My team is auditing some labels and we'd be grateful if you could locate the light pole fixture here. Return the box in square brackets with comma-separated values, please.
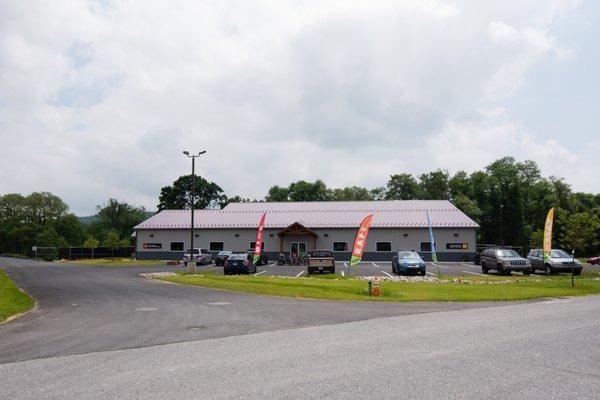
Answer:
[183, 150, 206, 274]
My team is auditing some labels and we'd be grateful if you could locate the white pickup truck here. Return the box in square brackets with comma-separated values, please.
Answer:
[183, 248, 213, 266]
[307, 250, 336, 274]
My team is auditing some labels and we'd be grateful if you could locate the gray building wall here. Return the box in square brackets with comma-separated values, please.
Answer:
[136, 227, 476, 262]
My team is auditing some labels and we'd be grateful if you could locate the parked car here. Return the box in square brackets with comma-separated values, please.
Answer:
[392, 250, 426, 276]
[587, 255, 600, 265]
[527, 249, 582, 275]
[183, 248, 213, 266]
[480, 248, 532, 275]
[223, 254, 257, 275]
[307, 250, 335, 274]
[215, 251, 233, 266]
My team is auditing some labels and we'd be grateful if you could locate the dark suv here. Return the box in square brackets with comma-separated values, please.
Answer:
[480, 249, 532, 275]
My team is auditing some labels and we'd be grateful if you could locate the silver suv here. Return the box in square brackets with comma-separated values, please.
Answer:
[183, 248, 213, 266]
[480, 249, 532, 276]
[527, 249, 582, 275]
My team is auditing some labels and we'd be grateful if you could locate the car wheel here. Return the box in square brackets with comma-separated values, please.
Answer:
[419, 270, 426, 276]
[481, 262, 488, 274]
[573, 269, 582, 276]
[545, 265, 552, 275]
[497, 264, 504, 276]
[523, 270, 531, 276]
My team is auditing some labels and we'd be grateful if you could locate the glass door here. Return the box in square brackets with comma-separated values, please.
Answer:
[290, 242, 307, 256]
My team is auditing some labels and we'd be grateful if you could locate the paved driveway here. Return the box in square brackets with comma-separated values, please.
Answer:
[0, 257, 502, 364]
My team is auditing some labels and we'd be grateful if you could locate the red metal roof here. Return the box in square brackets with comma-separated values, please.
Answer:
[135, 201, 479, 230]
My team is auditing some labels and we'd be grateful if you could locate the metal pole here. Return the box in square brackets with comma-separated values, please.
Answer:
[183, 150, 205, 273]
[571, 249, 575, 288]
[189, 156, 196, 274]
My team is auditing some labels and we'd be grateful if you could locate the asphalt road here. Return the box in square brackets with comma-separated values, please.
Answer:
[3, 257, 599, 399]
[0, 257, 499, 364]
[2, 294, 599, 399]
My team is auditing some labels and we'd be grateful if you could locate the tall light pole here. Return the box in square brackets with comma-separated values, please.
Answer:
[183, 150, 206, 274]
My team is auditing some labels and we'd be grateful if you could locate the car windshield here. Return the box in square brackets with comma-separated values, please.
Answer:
[185, 249, 199, 254]
[397, 251, 420, 260]
[312, 251, 332, 258]
[496, 250, 519, 257]
[551, 250, 571, 258]
[218, 251, 232, 256]
[228, 255, 246, 261]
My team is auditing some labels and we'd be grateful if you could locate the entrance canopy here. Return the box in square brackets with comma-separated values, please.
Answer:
[277, 222, 318, 238]
[277, 222, 317, 252]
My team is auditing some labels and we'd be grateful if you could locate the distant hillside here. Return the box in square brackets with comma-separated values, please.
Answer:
[78, 211, 155, 225]
[77, 215, 100, 225]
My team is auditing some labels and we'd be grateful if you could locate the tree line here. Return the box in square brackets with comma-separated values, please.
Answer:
[157, 156, 600, 256]
[0, 194, 147, 255]
[2, 156, 598, 257]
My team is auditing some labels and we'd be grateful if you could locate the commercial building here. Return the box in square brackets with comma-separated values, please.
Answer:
[134, 200, 478, 262]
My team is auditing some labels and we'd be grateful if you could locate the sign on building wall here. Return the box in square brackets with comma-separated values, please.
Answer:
[446, 243, 469, 250]
[143, 243, 162, 249]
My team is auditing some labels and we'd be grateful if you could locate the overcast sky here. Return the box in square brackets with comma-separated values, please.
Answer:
[1, 0, 598, 215]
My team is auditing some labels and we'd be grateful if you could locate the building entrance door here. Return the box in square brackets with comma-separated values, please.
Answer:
[290, 242, 307, 256]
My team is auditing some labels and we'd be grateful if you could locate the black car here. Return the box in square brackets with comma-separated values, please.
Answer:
[215, 251, 233, 266]
[224, 254, 257, 275]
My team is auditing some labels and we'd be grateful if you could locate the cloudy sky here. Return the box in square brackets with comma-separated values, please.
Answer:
[1, 0, 598, 215]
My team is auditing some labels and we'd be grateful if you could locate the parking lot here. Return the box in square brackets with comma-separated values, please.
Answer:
[195, 260, 600, 278]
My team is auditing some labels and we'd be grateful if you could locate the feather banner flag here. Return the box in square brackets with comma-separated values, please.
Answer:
[253, 213, 267, 265]
[425, 210, 437, 263]
[350, 215, 373, 266]
[543, 208, 554, 263]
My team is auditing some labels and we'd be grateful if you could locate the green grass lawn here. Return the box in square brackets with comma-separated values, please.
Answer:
[156, 272, 600, 302]
[66, 258, 166, 266]
[0, 269, 35, 322]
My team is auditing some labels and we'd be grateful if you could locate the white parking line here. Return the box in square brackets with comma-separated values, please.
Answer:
[254, 270, 266, 276]
[269, 262, 277, 266]
[426, 272, 436, 277]
[381, 270, 393, 278]
[460, 263, 477, 268]
[296, 271, 305, 277]
[341, 270, 345, 277]
[344, 262, 348, 268]
[372, 263, 382, 268]
[462, 271, 485, 276]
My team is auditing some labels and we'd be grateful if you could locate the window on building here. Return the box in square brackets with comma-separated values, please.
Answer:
[249, 242, 265, 251]
[332, 242, 348, 252]
[170, 242, 184, 251]
[209, 242, 224, 252]
[376, 242, 392, 252]
[420, 242, 436, 252]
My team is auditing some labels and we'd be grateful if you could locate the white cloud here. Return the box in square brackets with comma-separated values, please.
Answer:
[0, 0, 595, 214]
